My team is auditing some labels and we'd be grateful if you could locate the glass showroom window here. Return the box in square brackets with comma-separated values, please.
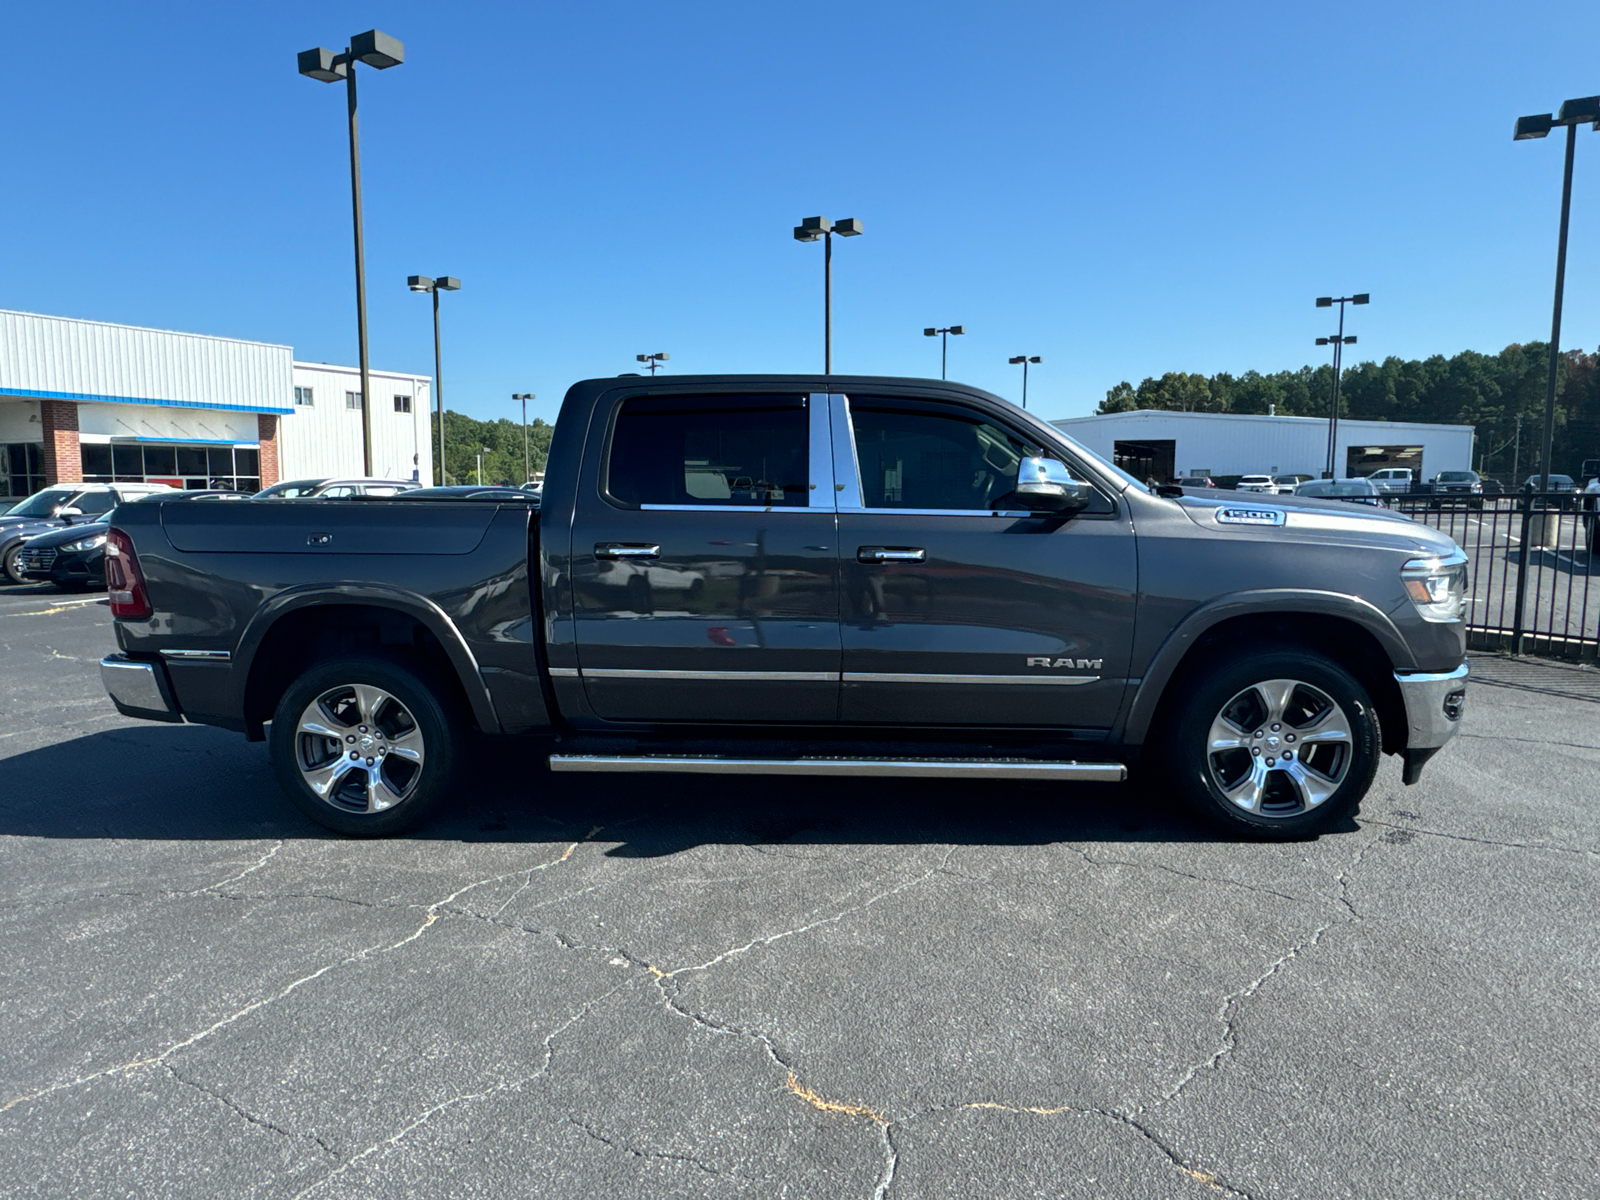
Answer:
[80, 442, 261, 493]
[294, 386, 315, 406]
[393, 394, 412, 413]
[0, 444, 45, 498]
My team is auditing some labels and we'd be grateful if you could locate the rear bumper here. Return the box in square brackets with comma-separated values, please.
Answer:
[100, 654, 183, 723]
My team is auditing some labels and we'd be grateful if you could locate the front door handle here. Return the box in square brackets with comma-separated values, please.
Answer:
[596, 543, 661, 561]
[857, 546, 926, 564]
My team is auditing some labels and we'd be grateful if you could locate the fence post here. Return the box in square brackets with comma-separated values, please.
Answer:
[1510, 492, 1535, 654]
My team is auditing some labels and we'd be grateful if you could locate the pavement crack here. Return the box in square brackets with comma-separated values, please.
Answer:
[1071, 848, 1314, 904]
[1363, 818, 1597, 857]
[162, 1064, 336, 1157]
[1158, 836, 1379, 1106]
[565, 1117, 723, 1176]
[187, 841, 284, 894]
[0, 840, 590, 1118]
[289, 980, 630, 1199]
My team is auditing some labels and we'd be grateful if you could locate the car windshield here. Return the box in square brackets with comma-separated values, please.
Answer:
[1437, 472, 1475, 482]
[5, 487, 79, 518]
[1051, 435, 1144, 491]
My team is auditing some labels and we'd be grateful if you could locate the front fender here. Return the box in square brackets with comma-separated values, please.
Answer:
[231, 582, 502, 734]
[1120, 588, 1414, 745]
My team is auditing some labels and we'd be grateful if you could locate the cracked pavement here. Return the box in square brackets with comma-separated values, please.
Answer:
[1, 589, 1597, 1198]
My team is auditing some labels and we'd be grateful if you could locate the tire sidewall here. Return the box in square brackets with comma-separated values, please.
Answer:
[3, 543, 26, 585]
[1169, 648, 1380, 839]
[269, 656, 457, 837]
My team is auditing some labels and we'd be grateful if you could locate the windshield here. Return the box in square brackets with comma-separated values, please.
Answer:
[1057, 436, 1143, 491]
[5, 487, 79, 518]
[1437, 472, 1475, 482]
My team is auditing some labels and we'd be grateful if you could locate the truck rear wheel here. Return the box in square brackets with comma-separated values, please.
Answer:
[269, 657, 460, 837]
[1167, 648, 1380, 839]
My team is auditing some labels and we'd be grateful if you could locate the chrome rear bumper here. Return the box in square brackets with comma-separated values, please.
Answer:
[100, 655, 183, 723]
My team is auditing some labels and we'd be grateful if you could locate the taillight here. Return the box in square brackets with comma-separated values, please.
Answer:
[105, 528, 152, 620]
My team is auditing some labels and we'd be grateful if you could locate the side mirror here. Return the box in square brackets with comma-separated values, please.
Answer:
[52, 506, 83, 521]
[1005, 457, 1091, 514]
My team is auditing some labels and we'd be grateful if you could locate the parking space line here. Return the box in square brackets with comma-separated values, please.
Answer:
[0, 597, 107, 618]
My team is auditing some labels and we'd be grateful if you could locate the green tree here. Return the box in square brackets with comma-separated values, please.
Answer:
[430, 411, 554, 486]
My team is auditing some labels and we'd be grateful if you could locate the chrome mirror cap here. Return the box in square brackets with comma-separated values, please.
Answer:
[1010, 457, 1090, 513]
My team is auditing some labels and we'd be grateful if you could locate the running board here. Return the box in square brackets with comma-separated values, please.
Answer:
[547, 755, 1127, 782]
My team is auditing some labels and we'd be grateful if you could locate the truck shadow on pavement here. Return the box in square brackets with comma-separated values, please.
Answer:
[1, 725, 1342, 851]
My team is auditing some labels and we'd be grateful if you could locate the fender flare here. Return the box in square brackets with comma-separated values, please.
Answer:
[231, 583, 502, 734]
[1120, 588, 1413, 745]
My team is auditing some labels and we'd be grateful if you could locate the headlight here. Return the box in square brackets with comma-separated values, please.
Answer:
[61, 533, 107, 553]
[1401, 551, 1467, 622]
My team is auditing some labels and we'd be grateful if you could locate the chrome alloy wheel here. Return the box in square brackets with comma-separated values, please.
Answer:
[1204, 678, 1353, 817]
[294, 684, 425, 813]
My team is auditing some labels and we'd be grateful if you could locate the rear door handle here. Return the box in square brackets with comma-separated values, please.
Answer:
[595, 542, 661, 560]
[857, 546, 926, 564]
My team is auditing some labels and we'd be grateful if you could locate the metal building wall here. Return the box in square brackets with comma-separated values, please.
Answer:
[1052, 411, 1474, 479]
[282, 363, 432, 483]
[0, 309, 292, 412]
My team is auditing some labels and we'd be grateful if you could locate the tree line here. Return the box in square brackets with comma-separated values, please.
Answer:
[1097, 341, 1600, 478]
[430, 410, 554, 486]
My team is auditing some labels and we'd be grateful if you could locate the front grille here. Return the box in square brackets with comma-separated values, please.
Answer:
[17, 549, 56, 572]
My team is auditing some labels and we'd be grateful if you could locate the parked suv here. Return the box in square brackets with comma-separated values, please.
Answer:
[0, 483, 177, 584]
[1236, 475, 1285, 494]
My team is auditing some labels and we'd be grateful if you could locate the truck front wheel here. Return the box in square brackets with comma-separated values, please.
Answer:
[1167, 649, 1380, 839]
[269, 657, 460, 837]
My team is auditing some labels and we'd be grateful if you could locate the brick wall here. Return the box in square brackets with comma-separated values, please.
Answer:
[257, 414, 280, 487]
[40, 400, 81, 485]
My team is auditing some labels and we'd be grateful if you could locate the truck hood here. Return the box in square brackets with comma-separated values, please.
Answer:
[1175, 491, 1460, 556]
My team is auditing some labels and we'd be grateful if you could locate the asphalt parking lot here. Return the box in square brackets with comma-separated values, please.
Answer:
[1, 587, 1597, 1199]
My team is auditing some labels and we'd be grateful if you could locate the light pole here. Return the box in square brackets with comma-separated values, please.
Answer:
[513, 393, 535, 485]
[1314, 294, 1368, 478]
[1513, 96, 1600, 493]
[408, 275, 460, 485]
[476, 446, 490, 487]
[298, 30, 405, 477]
[923, 326, 964, 379]
[635, 353, 669, 376]
[793, 216, 863, 373]
[1008, 355, 1041, 408]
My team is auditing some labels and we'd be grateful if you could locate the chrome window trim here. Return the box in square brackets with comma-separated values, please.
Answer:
[808, 392, 835, 510]
[843, 672, 1101, 685]
[828, 394, 863, 509]
[582, 668, 840, 682]
[837, 507, 1036, 519]
[638, 504, 819, 513]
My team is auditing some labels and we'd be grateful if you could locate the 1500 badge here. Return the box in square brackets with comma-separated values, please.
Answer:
[1027, 657, 1103, 670]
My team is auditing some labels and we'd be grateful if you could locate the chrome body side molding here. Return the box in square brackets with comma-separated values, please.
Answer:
[548, 755, 1127, 782]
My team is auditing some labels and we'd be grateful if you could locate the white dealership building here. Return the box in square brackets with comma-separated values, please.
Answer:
[1051, 409, 1476, 483]
[0, 309, 432, 498]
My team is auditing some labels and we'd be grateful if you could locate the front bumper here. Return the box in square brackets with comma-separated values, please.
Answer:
[1393, 662, 1467, 783]
[100, 654, 183, 723]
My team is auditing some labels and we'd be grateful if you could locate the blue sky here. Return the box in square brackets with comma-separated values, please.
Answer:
[3, 2, 1598, 424]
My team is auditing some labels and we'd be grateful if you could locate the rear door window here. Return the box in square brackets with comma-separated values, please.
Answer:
[70, 489, 117, 516]
[606, 395, 810, 508]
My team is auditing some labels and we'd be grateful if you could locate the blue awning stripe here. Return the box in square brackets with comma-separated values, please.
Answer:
[0, 385, 292, 415]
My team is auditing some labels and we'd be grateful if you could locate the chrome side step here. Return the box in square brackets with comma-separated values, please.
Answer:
[547, 755, 1127, 782]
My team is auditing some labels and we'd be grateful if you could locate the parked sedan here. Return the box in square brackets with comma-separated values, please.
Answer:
[1, 482, 178, 584]
[1294, 477, 1384, 506]
[253, 478, 419, 499]
[15, 521, 109, 590]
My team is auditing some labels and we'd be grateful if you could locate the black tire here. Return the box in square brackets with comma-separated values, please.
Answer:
[269, 656, 460, 837]
[1165, 648, 1381, 840]
[2, 543, 27, 585]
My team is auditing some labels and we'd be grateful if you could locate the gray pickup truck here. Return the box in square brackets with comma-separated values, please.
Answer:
[98, 375, 1468, 839]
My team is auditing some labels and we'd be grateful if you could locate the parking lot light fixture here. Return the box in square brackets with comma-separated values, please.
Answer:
[513, 394, 535, 485]
[635, 352, 669, 376]
[298, 29, 404, 477]
[408, 274, 459, 485]
[1314, 294, 1368, 477]
[1514, 96, 1600, 494]
[794, 216, 863, 374]
[1008, 355, 1041, 408]
[924, 325, 965, 379]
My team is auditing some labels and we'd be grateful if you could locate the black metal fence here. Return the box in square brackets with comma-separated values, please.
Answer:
[1381, 492, 1599, 661]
